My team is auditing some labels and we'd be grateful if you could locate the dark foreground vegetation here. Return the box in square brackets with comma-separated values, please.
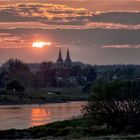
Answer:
[0, 118, 87, 139]
[83, 79, 140, 134]
[1, 118, 140, 139]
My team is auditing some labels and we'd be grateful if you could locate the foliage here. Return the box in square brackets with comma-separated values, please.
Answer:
[6, 80, 25, 93]
[82, 79, 140, 133]
[0, 59, 98, 88]
[1, 59, 31, 87]
[37, 61, 56, 87]
[98, 65, 137, 81]
[4, 59, 29, 72]
[87, 68, 97, 82]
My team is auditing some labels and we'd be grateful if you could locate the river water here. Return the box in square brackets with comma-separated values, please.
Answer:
[0, 101, 86, 130]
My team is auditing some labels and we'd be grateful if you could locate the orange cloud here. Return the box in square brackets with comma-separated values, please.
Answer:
[0, 3, 92, 22]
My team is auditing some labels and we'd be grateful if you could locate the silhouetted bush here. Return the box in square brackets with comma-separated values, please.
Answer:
[0, 89, 7, 94]
[55, 91, 62, 95]
[82, 79, 140, 133]
[6, 80, 25, 93]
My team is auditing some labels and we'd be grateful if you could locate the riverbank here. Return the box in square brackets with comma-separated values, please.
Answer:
[0, 118, 140, 139]
[0, 87, 89, 105]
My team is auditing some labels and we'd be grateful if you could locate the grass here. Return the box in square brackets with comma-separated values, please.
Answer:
[0, 118, 140, 139]
[0, 118, 92, 139]
[0, 87, 89, 105]
[0, 118, 88, 139]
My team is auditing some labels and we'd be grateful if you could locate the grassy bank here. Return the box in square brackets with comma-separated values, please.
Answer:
[0, 118, 112, 139]
[0, 87, 89, 105]
[0, 118, 140, 139]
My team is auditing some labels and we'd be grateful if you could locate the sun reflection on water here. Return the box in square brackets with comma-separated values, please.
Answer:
[31, 108, 51, 126]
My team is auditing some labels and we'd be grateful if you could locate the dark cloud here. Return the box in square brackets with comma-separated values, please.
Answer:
[0, 3, 90, 24]
[90, 12, 140, 25]
[0, 28, 140, 46]
[0, 27, 140, 64]
[0, 3, 140, 26]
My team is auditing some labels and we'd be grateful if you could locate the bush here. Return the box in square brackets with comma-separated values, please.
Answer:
[0, 89, 7, 94]
[82, 79, 140, 133]
[6, 80, 25, 93]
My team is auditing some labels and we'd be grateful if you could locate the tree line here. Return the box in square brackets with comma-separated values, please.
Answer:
[0, 59, 97, 92]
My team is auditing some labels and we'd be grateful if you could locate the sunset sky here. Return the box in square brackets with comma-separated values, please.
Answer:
[0, 0, 140, 64]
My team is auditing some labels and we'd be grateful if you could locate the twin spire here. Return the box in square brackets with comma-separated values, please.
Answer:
[58, 49, 63, 61]
[57, 49, 71, 62]
[66, 49, 71, 61]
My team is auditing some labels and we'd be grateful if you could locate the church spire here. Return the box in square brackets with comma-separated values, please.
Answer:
[65, 49, 71, 68]
[57, 49, 63, 68]
[57, 49, 63, 61]
[65, 49, 71, 61]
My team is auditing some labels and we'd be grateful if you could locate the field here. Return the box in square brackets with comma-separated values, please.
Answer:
[0, 87, 89, 105]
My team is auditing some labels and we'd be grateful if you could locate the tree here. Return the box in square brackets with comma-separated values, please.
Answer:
[6, 80, 25, 93]
[87, 68, 97, 82]
[39, 61, 55, 87]
[3, 59, 29, 73]
[40, 61, 53, 71]
[71, 65, 82, 77]
[82, 79, 140, 133]
[82, 67, 97, 93]
[31, 72, 43, 89]
[1, 59, 31, 87]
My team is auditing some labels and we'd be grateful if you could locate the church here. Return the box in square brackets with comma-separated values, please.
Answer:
[55, 49, 76, 86]
[56, 48, 72, 69]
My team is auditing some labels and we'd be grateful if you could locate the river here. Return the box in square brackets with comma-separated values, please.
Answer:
[0, 101, 86, 130]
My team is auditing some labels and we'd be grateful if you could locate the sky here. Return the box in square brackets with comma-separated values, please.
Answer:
[0, 0, 140, 65]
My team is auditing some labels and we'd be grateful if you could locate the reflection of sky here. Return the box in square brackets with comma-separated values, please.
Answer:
[0, 101, 84, 130]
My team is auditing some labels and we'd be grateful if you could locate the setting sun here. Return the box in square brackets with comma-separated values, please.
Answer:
[32, 41, 51, 48]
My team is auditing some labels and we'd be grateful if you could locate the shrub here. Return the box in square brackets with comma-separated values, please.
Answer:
[82, 80, 140, 133]
[6, 80, 25, 93]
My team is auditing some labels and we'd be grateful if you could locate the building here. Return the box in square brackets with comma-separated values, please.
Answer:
[56, 48, 71, 68]
[56, 49, 73, 86]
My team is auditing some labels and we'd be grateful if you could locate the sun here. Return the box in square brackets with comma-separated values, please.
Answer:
[32, 41, 51, 48]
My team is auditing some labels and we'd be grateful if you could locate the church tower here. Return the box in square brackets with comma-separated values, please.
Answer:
[65, 49, 71, 68]
[57, 49, 63, 68]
